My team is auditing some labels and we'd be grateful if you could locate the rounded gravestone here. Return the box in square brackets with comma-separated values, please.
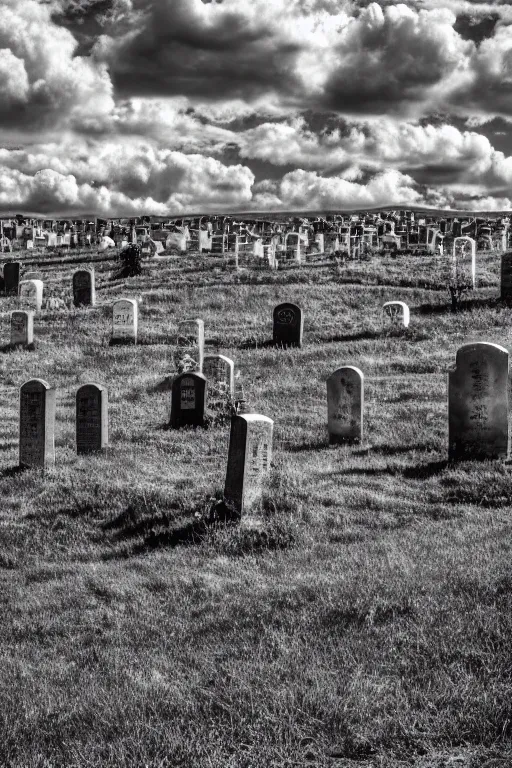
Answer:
[273, 303, 303, 348]
[326, 366, 364, 444]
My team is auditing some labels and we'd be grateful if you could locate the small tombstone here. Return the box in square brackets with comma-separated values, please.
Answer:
[500, 252, 512, 303]
[10, 310, 33, 347]
[19, 279, 43, 311]
[170, 372, 207, 428]
[76, 384, 108, 454]
[382, 301, 410, 329]
[273, 303, 303, 348]
[448, 342, 509, 460]
[451, 236, 476, 289]
[19, 379, 56, 469]
[224, 414, 274, 515]
[111, 298, 138, 344]
[326, 366, 364, 444]
[26, 240, 34, 250]
[203, 354, 235, 401]
[4, 261, 20, 295]
[174, 318, 205, 372]
[73, 268, 95, 307]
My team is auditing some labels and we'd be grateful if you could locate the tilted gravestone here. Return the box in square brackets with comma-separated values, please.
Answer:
[111, 298, 138, 344]
[4, 261, 20, 295]
[203, 354, 235, 401]
[382, 301, 410, 329]
[19, 379, 56, 468]
[19, 279, 43, 311]
[326, 366, 364, 444]
[76, 384, 108, 454]
[73, 268, 96, 307]
[174, 318, 205, 373]
[224, 414, 274, 515]
[448, 342, 509, 460]
[170, 372, 207, 428]
[10, 310, 33, 348]
[273, 302, 303, 348]
[500, 252, 512, 303]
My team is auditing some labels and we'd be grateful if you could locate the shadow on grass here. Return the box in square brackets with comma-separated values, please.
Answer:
[0, 465, 26, 478]
[417, 296, 500, 315]
[315, 329, 380, 343]
[353, 442, 435, 456]
[0, 343, 36, 353]
[402, 459, 448, 479]
[286, 439, 330, 453]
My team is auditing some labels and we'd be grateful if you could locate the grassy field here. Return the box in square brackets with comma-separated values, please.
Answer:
[1, 245, 512, 767]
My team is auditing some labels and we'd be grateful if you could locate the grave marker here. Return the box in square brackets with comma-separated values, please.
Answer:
[111, 298, 138, 344]
[448, 342, 509, 460]
[326, 366, 364, 444]
[76, 384, 108, 454]
[73, 268, 96, 307]
[203, 354, 235, 400]
[273, 303, 303, 348]
[170, 372, 207, 428]
[174, 318, 205, 372]
[224, 414, 273, 515]
[500, 252, 512, 302]
[382, 301, 410, 329]
[4, 261, 20, 295]
[19, 279, 43, 311]
[10, 310, 33, 347]
[19, 379, 56, 468]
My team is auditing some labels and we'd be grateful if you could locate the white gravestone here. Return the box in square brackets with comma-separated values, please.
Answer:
[19, 279, 43, 311]
[451, 237, 476, 289]
[326, 366, 364, 444]
[11, 310, 34, 347]
[112, 299, 138, 343]
[203, 355, 235, 399]
[382, 301, 410, 329]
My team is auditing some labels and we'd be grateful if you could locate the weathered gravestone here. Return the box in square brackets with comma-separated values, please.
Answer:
[273, 303, 303, 348]
[4, 261, 20, 295]
[382, 301, 410, 329]
[76, 384, 108, 454]
[19, 379, 56, 468]
[326, 366, 364, 444]
[10, 310, 33, 348]
[500, 252, 512, 302]
[224, 414, 274, 515]
[73, 268, 95, 307]
[19, 279, 43, 311]
[111, 298, 138, 344]
[170, 372, 207, 428]
[450, 237, 476, 289]
[174, 318, 205, 372]
[448, 342, 509, 460]
[203, 354, 235, 401]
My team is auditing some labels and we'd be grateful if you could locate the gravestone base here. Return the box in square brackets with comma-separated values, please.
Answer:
[328, 433, 361, 446]
[109, 336, 137, 346]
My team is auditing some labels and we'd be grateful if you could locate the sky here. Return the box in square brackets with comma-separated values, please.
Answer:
[0, 0, 511, 216]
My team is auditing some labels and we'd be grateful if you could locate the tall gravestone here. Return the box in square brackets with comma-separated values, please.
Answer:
[224, 414, 274, 515]
[19, 279, 43, 311]
[273, 303, 303, 348]
[451, 237, 476, 289]
[382, 301, 410, 329]
[448, 342, 509, 460]
[19, 379, 56, 468]
[73, 268, 95, 307]
[4, 261, 20, 295]
[326, 366, 364, 444]
[111, 298, 138, 344]
[170, 372, 207, 428]
[10, 310, 33, 348]
[174, 319, 205, 372]
[500, 252, 512, 303]
[76, 384, 108, 454]
[203, 354, 235, 400]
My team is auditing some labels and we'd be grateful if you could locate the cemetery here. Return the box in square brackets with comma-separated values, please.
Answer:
[1, 212, 512, 766]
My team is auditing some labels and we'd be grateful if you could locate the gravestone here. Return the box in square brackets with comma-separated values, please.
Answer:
[73, 268, 95, 307]
[170, 372, 207, 428]
[273, 303, 303, 348]
[382, 301, 410, 329]
[76, 384, 108, 454]
[500, 252, 512, 302]
[19, 379, 56, 468]
[326, 366, 364, 444]
[4, 261, 20, 295]
[174, 318, 205, 372]
[451, 237, 476, 289]
[224, 414, 274, 515]
[26, 240, 34, 249]
[111, 298, 138, 344]
[203, 354, 235, 400]
[19, 279, 43, 311]
[448, 342, 509, 460]
[10, 310, 34, 347]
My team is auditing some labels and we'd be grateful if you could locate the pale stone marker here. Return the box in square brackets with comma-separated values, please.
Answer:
[382, 301, 410, 328]
[26, 240, 34, 249]
[170, 372, 207, 428]
[73, 269, 95, 307]
[224, 414, 274, 515]
[19, 279, 43, 311]
[326, 366, 364, 444]
[451, 236, 476, 289]
[111, 298, 138, 344]
[10, 311, 33, 347]
[273, 303, 303, 348]
[19, 379, 56, 468]
[500, 252, 512, 302]
[174, 318, 205, 372]
[448, 342, 509, 460]
[203, 354, 235, 399]
[4, 261, 20, 295]
[76, 384, 108, 454]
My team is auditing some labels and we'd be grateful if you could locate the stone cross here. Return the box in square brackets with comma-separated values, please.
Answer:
[203, 354, 235, 400]
[76, 384, 108, 454]
[73, 268, 96, 307]
[4, 261, 20, 295]
[448, 342, 509, 460]
[112, 298, 138, 344]
[170, 372, 207, 428]
[19, 379, 56, 468]
[326, 366, 364, 444]
[382, 301, 410, 329]
[273, 302, 303, 348]
[224, 414, 274, 515]
[19, 279, 43, 311]
[174, 318, 205, 372]
[11, 310, 34, 348]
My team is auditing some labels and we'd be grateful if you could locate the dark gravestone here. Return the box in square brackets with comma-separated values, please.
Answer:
[19, 379, 56, 468]
[4, 261, 20, 295]
[76, 384, 108, 454]
[501, 252, 512, 303]
[170, 372, 207, 429]
[273, 303, 303, 348]
[11, 310, 33, 347]
[73, 269, 95, 307]
[224, 414, 274, 515]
